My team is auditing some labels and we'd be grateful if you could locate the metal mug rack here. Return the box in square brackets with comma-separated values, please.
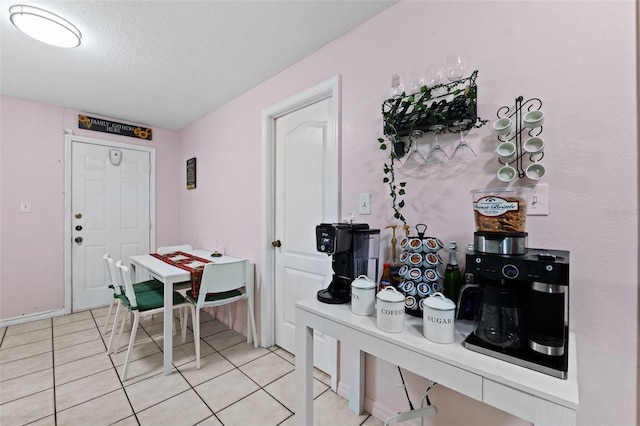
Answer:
[496, 96, 544, 179]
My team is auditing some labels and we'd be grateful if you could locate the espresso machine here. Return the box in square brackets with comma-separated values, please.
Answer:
[316, 223, 380, 304]
[459, 248, 570, 379]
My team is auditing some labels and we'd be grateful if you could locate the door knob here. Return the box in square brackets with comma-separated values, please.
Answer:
[271, 240, 281, 248]
[74, 236, 83, 244]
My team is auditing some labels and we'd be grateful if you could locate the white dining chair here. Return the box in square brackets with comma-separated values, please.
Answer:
[104, 255, 182, 354]
[102, 254, 164, 337]
[101, 254, 125, 337]
[113, 260, 196, 381]
[186, 259, 258, 369]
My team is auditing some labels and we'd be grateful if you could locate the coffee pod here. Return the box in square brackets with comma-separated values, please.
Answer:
[408, 267, 423, 281]
[424, 252, 443, 267]
[417, 282, 433, 297]
[431, 282, 444, 293]
[402, 280, 417, 296]
[398, 265, 410, 278]
[399, 251, 410, 265]
[423, 268, 439, 282]
[408, 252, 423, 266]
[408, 238, 423, 252]
[423, 237, 444, 252]
[419, 298, 426, 312]
[405, 295, 418, 310]
[399, 237, 410, 250]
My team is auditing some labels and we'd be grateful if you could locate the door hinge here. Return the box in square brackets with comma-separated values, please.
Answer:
[149, 221, 152, 230]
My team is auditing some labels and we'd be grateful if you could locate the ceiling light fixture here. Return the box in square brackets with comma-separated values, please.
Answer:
[9, 4, 81, 48]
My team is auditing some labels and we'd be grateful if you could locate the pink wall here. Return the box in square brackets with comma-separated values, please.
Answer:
[0, 97, 181, 319]
[177, 1, 638, 425]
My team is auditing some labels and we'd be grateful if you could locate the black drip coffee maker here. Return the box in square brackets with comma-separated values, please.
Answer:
[460, 188, 571, 378]
[315, 223, 380, 304]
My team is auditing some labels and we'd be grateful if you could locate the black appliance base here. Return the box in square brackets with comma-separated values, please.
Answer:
[462, 332, 568, 379]
[317, 288, 350, 304]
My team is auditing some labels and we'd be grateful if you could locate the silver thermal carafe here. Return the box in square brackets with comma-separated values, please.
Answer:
[315, 223, 380, 304]
[459, 248, 570, 379]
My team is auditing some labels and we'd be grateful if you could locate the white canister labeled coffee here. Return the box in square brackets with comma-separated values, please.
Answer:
[423, 292, 456, 343]
[376, 287, 406, 333]
[351, 275, 376, 316]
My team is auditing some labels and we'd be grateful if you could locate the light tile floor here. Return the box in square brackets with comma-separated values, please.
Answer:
[0, 307, 384, 426]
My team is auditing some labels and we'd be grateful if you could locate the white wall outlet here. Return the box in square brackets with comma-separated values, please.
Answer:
[528, 183, 549, 216]
[20, 200, 32, 213]
[359, 193, 371, 215]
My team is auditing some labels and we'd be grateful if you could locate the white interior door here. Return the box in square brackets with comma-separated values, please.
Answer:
[274, 97, 337, 375]
[71, 139, 151, 311]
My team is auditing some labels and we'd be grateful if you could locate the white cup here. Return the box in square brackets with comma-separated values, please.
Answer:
[492, 118, 514, 135]
[497, 164, 517, 182]
[496, 141, 516, 159]
[523, 110, 544, 128]
[523, 136, 544, 154]
[526, 163, 546, 180]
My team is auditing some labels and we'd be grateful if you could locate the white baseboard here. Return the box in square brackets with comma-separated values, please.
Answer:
[0, 308, 68, 328]
[336, 380, 397, 424]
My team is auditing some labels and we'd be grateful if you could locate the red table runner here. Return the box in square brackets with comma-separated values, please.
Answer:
[151, 251, 212, 298]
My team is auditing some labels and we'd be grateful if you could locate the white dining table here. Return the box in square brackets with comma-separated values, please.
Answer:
[129, 249, 241, 375]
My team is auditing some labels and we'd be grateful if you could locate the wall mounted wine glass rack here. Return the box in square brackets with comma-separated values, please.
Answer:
[382, 70, 488, 158]
[496, 96, 544, 179]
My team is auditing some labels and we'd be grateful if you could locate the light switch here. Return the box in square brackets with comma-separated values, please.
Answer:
[359, 193, 371, 215]
[20, 200, 32, 213]
[528, 183, 549, 216]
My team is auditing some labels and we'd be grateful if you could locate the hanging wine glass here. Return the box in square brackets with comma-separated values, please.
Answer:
[402, 130, 427, 169]
[450, 119, 477, 160]
[409, 70, 427, 96]
[426, 64, 445, 87]
[425, 125, 449, 166]
[445, 52, 466, 82]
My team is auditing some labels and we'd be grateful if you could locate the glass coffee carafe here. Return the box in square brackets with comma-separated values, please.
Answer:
[474, 284, 524, 349]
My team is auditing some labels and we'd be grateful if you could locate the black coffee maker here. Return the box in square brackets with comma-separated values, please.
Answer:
[459, 247, 570, 379]
[315, 223, 380, 304]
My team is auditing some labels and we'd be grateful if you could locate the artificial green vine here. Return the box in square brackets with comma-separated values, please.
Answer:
[379, 70, 489, 227]
[378, 136, 407, 224]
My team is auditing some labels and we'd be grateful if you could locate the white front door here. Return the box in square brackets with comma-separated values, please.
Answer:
[70, 138, 152, 311]
[274, 97, 337, 375]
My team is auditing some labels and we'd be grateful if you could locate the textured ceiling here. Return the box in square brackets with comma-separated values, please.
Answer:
[0, 0, 395, 130]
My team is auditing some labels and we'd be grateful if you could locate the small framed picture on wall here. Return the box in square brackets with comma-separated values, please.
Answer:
[187, 158, 196, 189]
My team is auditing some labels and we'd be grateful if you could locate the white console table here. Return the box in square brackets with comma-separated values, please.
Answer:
[295, 298, 578, 426]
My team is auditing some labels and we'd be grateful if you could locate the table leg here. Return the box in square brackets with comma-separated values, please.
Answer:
[163, 279, 173, 375]
[295, 313, 314, 426]
[344, 344, 365, 414]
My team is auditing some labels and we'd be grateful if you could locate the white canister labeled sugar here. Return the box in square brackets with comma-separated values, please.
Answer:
[423, 292, 456, 343]
[376, 287, 405, 333]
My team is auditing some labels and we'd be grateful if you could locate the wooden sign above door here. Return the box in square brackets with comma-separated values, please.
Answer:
[78, 115, 153, 140]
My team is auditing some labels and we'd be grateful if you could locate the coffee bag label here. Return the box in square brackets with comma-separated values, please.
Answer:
[473, 196, 519, 217]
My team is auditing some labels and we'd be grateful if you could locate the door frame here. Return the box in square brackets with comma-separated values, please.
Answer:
[63, 133, 156, 313]
[260, 75, 341, 375]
